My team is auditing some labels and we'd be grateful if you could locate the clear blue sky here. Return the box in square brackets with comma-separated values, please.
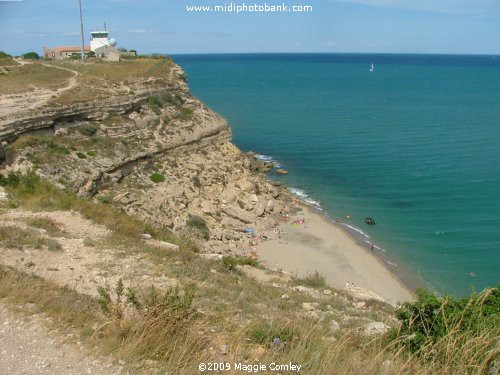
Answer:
[1, 0, 500, 55]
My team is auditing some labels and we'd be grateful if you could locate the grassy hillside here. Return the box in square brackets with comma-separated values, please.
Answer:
[0, 171, 498, 374]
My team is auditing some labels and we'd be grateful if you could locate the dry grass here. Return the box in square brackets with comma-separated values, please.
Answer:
[0, 225, 61, 251]
[1, 173, 497, 374]
[0, 57, 18, 67]
[2, 263, 495, 374]
[0, 63, 73, 95]
[52, 58, 173, 82]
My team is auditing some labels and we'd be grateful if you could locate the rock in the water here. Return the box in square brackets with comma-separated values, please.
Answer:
[275, 169, 289, 175]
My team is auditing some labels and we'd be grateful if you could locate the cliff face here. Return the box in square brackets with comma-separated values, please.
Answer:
[1, 59, 291, 255]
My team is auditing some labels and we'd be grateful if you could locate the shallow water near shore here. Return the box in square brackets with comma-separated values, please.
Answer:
[174, 53, 500, 296]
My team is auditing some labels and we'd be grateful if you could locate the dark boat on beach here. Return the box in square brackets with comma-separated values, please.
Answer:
[365, 217, 375, 225]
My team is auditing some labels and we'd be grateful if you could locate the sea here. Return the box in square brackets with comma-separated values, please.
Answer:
[172, 53, 500, 297]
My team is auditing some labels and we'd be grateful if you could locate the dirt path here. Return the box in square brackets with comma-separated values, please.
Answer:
[0, 62, 79, 117]
[0, 304, 124, 374]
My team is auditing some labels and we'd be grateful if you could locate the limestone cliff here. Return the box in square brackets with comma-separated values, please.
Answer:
[1, 58, 292, 255]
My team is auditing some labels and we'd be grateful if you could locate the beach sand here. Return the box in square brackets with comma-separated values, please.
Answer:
[255, 207, 415, 305]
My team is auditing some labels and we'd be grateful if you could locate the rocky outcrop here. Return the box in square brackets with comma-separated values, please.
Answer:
[1, 59, 294, 256]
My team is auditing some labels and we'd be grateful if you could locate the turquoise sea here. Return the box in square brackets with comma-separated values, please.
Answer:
[173, 53, 500, 296]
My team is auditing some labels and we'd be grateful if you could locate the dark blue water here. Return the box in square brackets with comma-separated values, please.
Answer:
[173, 53, 500, 296]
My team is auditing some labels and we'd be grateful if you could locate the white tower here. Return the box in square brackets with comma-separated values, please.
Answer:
[90, 30, 112, 52]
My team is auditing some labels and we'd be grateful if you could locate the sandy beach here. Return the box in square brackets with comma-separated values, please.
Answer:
[255, 206, 415, 305]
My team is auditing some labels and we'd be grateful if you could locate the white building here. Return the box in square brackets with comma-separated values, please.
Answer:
[90, 30, 116, 52]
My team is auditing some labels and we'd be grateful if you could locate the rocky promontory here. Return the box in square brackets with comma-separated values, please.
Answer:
[1, 58, 295, 256]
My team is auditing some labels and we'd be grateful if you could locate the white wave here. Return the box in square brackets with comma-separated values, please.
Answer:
[288, 187, 321, 208]
[341, 223, 370, 239]
[254, 153, 283, 168]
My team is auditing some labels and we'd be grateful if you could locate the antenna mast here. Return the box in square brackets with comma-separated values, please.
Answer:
[78, 0, 85, 60]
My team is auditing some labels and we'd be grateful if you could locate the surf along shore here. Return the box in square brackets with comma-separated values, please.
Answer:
[253, 196, 418, 305]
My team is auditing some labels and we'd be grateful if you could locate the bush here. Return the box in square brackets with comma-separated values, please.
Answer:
[87, 151, 97, 157]
[149, 173, 165, 183]
[0, 51, 12, 59]
[390, 287, 500, 353]
[222, 256, 259, 271]
[178, 107, 194, 120]
[0, 171, 20, 187]
[97, 280, 195, 321]
[186, 215, 209, 240]
[192, 175, 201, 188]
[249, 321, 295, 347]
[76, 152, 87, 159]
[147, 96, 163, 108]
[76, 123, 98, 137]
[22, 51, 40, 60]
[293, 271, 327, 289]
[47, 140, 70, 155]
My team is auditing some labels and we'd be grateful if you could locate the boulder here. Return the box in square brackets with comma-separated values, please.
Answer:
[236, 179, 255, 193]
[254, 197, 267, 217]
[265, 199, 275, 212]
[329, 320, 341, 333]
[222, 206, 254, 224]
[249, 158, 273, 173]
[0, 186, 7, 201]
[54, 128, 68, 136]
[201, 201, 215, 216]
[362, 322, 389, 336]
[275, 169, 289, 175]
[250, 194, 258, 203]
[145, 239, 179, 251]
[301, 302, 319, 312]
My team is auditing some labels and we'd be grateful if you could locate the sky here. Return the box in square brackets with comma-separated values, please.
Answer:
[1, 0, 500, 55]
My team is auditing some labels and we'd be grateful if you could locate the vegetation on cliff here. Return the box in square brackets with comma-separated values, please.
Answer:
[1, 170, 498, 374]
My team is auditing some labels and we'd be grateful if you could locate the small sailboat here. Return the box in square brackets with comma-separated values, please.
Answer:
[369, 62, 375, 72]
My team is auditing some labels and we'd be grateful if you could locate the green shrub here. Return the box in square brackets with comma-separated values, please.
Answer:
[76, 123, 98, 137]
[22, 51, 40, 60]
[87, 151, 97, 157]
[222, 256, 259, 271]
[390, 287, 500, 353]
[192, 176, 201, 188]
[249, 322, 294, 347]
[97, 280, 195, 321]
[47, 141, 70, 155]
[0, 171, 20, 187]
[162, 94, 183, 107]
[293, 271, 327, 289]
[147, 95, 163, 108]
[178, 107, 194, 120]
[186, 215, 209, 240]
[76, 152, 87, 159]
[149, 173, 165, 183]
